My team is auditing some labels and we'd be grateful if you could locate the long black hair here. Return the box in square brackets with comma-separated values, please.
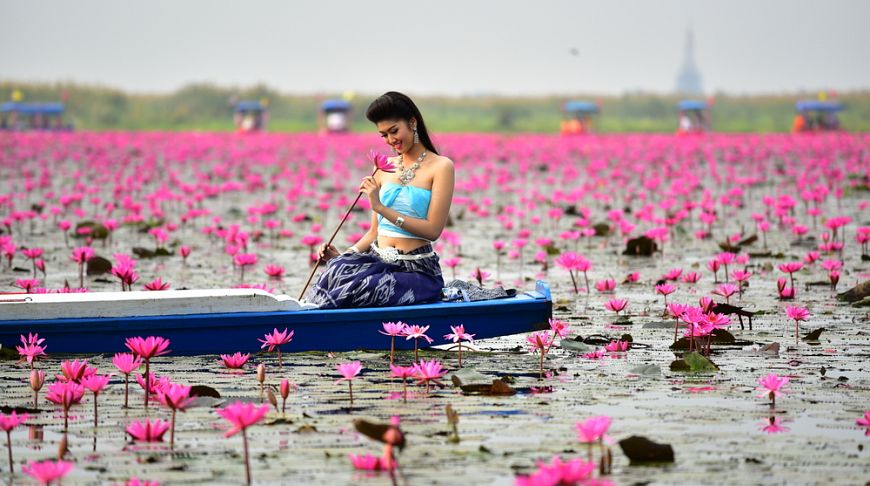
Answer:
[365, 91, 438, 155]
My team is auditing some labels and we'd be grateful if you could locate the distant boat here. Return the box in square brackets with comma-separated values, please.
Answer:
[0, 283, 553, 355]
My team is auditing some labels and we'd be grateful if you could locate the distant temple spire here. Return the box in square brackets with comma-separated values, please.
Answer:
[676, 27, 704, 95]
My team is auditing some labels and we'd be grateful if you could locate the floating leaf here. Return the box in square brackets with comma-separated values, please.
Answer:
[670, 352, 719, 372]
[618, 435, 675, 464]
[837, 280, 870, 302]
[802, 328, 825, 341]
[190, 385, 221, 398]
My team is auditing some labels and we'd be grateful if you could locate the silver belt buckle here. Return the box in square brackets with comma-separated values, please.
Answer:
[378, 246, 400, 263]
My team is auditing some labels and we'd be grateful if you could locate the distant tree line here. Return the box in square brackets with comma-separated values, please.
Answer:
[2, 81, 868, 133]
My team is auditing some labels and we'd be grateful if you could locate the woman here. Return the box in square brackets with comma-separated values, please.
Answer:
[306, 92, 455, 309]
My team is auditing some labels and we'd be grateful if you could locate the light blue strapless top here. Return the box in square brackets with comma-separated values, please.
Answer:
[377, 182, 432, 239]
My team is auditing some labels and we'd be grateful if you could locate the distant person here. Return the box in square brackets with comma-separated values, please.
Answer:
[792, 113, 806, 133]
[306, 91, 454, 309]
[679, 113, 693, 133]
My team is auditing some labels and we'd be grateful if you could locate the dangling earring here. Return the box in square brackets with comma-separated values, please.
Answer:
[413, 128, 420, 145]
[392, 146, 399, 155]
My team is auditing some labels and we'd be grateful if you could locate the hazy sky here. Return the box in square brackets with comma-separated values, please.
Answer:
[1, 0, 869, 95]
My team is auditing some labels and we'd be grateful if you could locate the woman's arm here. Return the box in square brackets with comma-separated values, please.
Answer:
[372, 158, 455, 241]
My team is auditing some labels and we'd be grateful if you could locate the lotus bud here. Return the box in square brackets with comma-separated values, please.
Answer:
[30, 369, 46, 392]
[267, 388, 278, 412]
[257, 363, 266, 384]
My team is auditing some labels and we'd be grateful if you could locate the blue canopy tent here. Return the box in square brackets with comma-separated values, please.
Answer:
[234, 100, 265, 113]
[677, 99, 711, 133]
[233, 100, 267, 132]
[795, 100, 844, 113]
[321, 99, 352, 133]
[677, 100, 708, 111]
[0, 102, 70, 131]
[794, 100, 844, 131]
[561, 100, 599, 134]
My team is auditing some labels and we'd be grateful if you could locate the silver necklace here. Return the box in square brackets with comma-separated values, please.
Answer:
[398, 150, 427, 185]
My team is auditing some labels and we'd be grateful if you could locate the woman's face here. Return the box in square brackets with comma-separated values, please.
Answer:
[377, 118, 415, 154]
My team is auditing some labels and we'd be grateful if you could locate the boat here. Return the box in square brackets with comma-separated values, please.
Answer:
[0, 282, 552, 355]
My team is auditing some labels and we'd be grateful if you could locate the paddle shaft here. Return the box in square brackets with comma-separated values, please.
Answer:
[298, 168, 377, 300]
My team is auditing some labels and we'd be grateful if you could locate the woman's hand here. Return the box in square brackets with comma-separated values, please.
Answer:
[318, 243, 340, 262]
[360, 176, 383, 212]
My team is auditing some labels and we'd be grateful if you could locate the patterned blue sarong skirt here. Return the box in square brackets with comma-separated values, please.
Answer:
[306, 244, 444, 309]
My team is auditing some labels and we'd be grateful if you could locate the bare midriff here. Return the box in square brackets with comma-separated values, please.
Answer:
[377, 234, 430, 253]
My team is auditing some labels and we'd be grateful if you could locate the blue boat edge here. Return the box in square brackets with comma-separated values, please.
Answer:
[0, 281, 553, 355]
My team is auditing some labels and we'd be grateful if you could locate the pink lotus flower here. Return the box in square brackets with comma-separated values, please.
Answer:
[444, 324, 475, 367]
[514, 456, 595, 486]
[594, 278, 616, 293]
[389, 364, 417, 402]
[45, 381, 85, 430]
[681, 271, 702, 284]
[605, 340, 629, 352]
[604, 298, 629, 317]
[258, 327, 294, 366]
[548, 318, 570, 339]
[442, 257, 460, 279]
[157, 383, 195, 449]
[143, 277, 170, 291]
[470, 267, 491, 286]
[403, 324, 433, 360]
[413, 358, 448, 394]
[526, 330, 555, 379]
[179, 245, 191, 260]
[1, 411, 28, 473]
[22, 247, 44, 277]
[71, 246, 95, 288]
[756, 373, 790, 407]
[127, 419, 170, 442]
[758, 416, 790, 434]
[777, 277, 795, 300]
[0, 411, 29, 432]
[582, 349, 607, 360]
[661, 268, 682, 281]
[21, 247, 44, 260]
[380, 321, 408, 365]
[526, 331, 553, 354]
[778, 261, 803, 288]
[123, 477, 160, 486]
[336, 361, 362, 405]
[554, 251, 591, 293]
[712, 283, 739, 304]
[125, 336, 171, 359]
[220, 352, 251, 369]
[349, 452, 396, 471]
[575, 415, 612, 444]
[70, 246, 94, 264]
[57, 359, 97, 383]
[856, 411, 870, 436]
[81, 373, 110, 428]
[22, 459, 74, 485]
[16, 332, 47, 366]
[655, 283, 676, 311]
[706, 259, 721, 281]
[624, 271, 640, 283]
[785, 305, 810, 342]
[14, 278, 40, 293]
[113, 352, 143, 408]
[215, 401, 270, 485]
[136, 372, 173, 397]
[125, 335, 170, 408]
[234, 253, 257, 282]
[264, 264, 285, 278]
[368, 149, 397, 173]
